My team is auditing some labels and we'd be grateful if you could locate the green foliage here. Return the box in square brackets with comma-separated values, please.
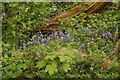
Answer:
[45, 64, 58, 75]
[2, 2, 119, 79]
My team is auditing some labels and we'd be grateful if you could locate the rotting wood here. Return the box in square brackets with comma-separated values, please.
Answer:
[31, 2, 110, 32]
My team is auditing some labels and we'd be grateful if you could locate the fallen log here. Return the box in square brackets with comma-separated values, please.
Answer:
[34, 2, 110, 32]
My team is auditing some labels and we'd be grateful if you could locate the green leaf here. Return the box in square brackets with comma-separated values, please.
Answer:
[12, 70, 22, 78]
[12, 31, 16, 36]
[5, 69, 22, 78]
[36, 61, 46, 69]
[3, 63, 16, 71]
[59, 56, 72, 62]
[26, 73, 34, 78]
[79, 13, 86, 16]
[17, 63, 28, 70]
[45, 64, 58, 75]
[71, 18, 76, 21]
[44, 55, 55, 60]
[59, 49, 73, 55]
[61, 63, 71, 72]
[21, 22, 26, 28]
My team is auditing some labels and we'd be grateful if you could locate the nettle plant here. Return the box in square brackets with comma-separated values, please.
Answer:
[2, 2, 119, 79]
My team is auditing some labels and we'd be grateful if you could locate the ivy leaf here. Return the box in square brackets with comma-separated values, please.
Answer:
[45, 64, 58, 75]
[36, 61, 46, 69]
[61, 63, 71, 72]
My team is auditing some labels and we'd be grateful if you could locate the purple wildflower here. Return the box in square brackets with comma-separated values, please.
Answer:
[36, 53, 40, 57]
[27, 41, 34, 45]
[23, 45, 26, 50]
[32, 34, 37, 39]
[77, 66, 80, 69]
[66, 33, 70, 37]
[23, 35, 27, 37]
[15, 49, 22, 53]
[76, 42, 81, 44]
[41, 38, 47, 42]
[59, 37, 66, 41]
[54, 32, 58, 36]
[64, 42, 67, 45]
[78, 44, 85, 51]
[84, 28, 87, 30]
[47, 36, 51, 40]
[102, 33, 106, 37]
[72, 38, 74, 41]
[27, 40, 40, 45]
[59, 31, 64, 36]
[90, 67, 93, 70]
[87, 30, 90, 33]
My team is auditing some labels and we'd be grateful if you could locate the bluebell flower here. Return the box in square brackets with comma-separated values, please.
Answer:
[41, 38, 47, 42]
[78, 38, 80, 40]
[55, 36, 59, 39]
[27, 41, 34, 45]
[64, 42, 68, 45]
[40, 34, 43, 37]
[110, 51, 113, 54]
[23, 35, 27, 37]
[84, 27, 87, 30]
[99, 24, 102, 27]
[90, 67, 93, 70]
[105, 36, 108, 39]
[74, 23, 77, 25]
[61, 73, 65, 76]
[47, 36, 51, 40]
[72, 38, 74, 41]
[95, 30, 98, 32]
[37, 36, 40, 39]
[57, 66, 60, 70]
[80, 70, 82, 73]
[87, 30, 90, 33]
[32, 34, 37, 39]
[109, 33, 112, 38]
[36, 53, 40, 57]
[68, 70, 72, 73]
[78, 44, 85, 51]
[59, 37, 66, 41]
[15, 49, 22, 53]
[54, 32, 58, 36]
[93, 45, 97, 47]
[76, 42, 81, 44]
[66, 33, 70, 37]
[77, 65, 80, 69]
[23, 45, 26, 50]
[59, 31, 64, 36]
[91, 38, 94, 41]
[102, 33, 106, 37]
